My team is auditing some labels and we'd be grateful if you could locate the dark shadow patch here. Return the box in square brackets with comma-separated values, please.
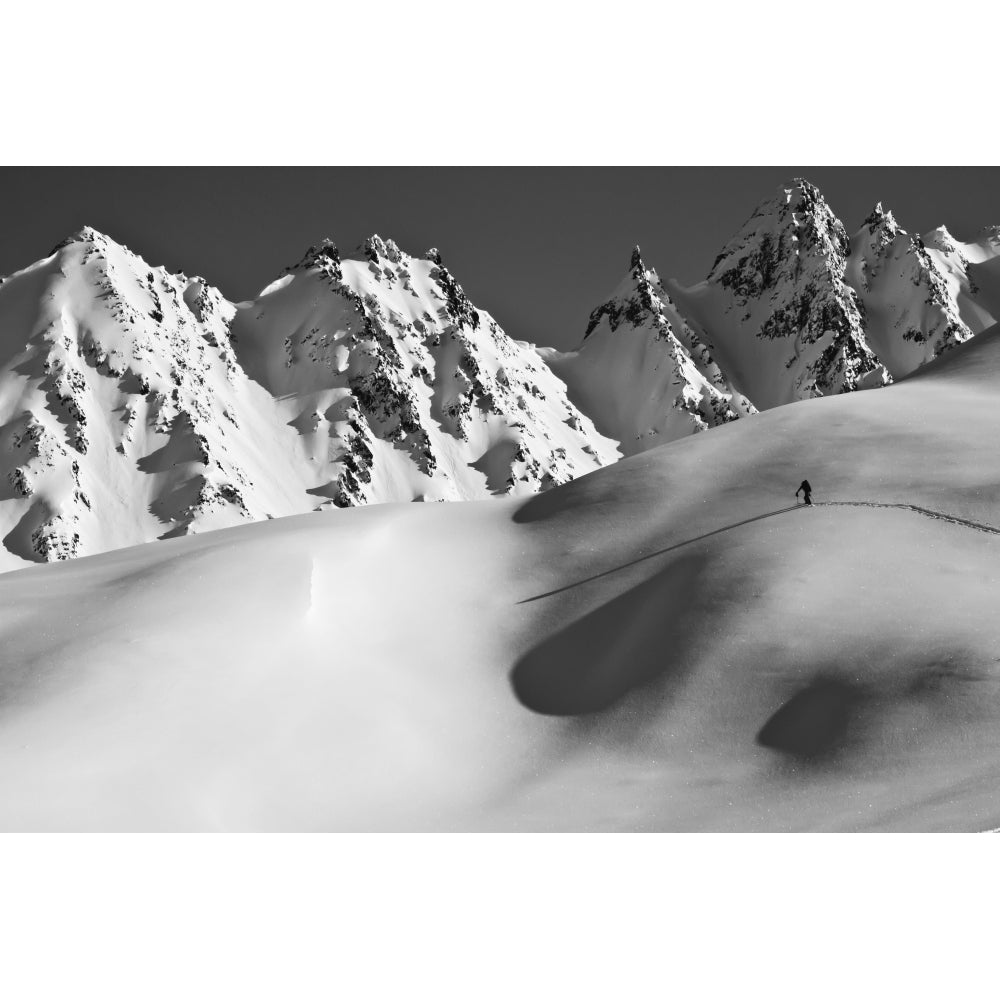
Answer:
[518, 506, 801, 604]
[1, 498, 52, 563]
[512, 472, 616, 524]
[136, 417, 204, 475]
[306, 482, 341, 501]
[757, 676, 861, 759]
[511, 553, 706, 716]
[469, 439, 520, 496]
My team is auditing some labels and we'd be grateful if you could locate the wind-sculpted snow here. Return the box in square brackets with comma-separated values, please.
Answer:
[230, 234, 619, 507]
[539, 247, 756, 455]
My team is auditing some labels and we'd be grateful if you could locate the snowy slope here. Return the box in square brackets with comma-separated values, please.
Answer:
[669, 179, 890, 409]
[0, 229, 318, 572]
[230, 236, 619, 505]
[539, 248, 756, 456]
[0, 230, 617, 571]
[922, 224, 1000, 335]
[844, 204, 974, 377]
[4, 324, 1000, 829]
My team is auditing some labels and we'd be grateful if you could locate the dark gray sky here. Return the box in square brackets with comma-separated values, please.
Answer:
[2, 167, 998, 351]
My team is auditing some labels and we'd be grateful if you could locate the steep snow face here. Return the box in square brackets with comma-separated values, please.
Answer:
[0, 229, 318, 571]
[845, 204, 974, 378]
[671, 179, 890, 409]
[230, 236, 619, 506]
[540, 247, 756, 456]
[922, 225, 1000, 336]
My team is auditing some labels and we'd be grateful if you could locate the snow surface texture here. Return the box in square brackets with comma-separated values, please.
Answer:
[0, 231, 617, 571]
[4, 325, 1000, 829]
[548, 179, 1000, 444]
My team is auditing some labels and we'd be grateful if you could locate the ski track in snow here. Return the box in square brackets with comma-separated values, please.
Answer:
[521, 499, 1000, 605]
[813, 501, 1000, 536]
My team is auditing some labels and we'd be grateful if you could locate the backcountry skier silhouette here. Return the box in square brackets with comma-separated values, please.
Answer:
[796, 480, 813, 506]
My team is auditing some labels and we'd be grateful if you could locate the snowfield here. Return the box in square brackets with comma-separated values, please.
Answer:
[3, 324, 1000, 830]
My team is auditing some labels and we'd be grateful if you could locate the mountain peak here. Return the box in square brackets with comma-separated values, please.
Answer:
[861, 201, 901, 236]
[702, 178, 886, 404]
[777, 177, 828, 212]
[923, 225, 958, 253]
[288, 238, 342, 276]
[629, 245, 645, 272]
[49, 225, 109, 255]
[363, 234, 390, 262]
[361, 234, 404, 265]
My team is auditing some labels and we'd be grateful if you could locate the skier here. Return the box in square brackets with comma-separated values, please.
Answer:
[795, 480, 813, 506]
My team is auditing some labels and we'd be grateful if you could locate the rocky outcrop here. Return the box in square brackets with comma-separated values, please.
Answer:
[699, 178, 890, 405]
[543, 247, 756, 455]
[230, 235, 619, 507]
[846, 204, 973, 377]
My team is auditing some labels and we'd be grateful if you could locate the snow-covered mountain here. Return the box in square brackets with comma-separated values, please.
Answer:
[3, 185, 998, 572]
[921, 224, 1000, 335]
[230, 235, 618, 507]
[538, 247, 756, 456]
[674, 181, 1000, 400]
[0, 228, 320, 571]
[844, 203, 975, 377]
[537, 178, 1000, 450]
[0, 229, 617, 570]
[669, 179, 891, 409]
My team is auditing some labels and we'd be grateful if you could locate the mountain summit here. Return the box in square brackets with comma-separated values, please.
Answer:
[0, 227, 318, 566]
[230, 234, 618, 507]
[670, 179, 890, 409]
[539, 246, 755, 455]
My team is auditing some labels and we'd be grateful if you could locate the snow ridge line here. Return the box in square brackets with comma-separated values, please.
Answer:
[813, 501, 1000, 536]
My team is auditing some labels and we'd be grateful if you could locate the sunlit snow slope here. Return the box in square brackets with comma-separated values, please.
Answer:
[3, 325, 1000, 829]
[542, 178, 1000, 454]
[540, 248, 755, 456]
[0, 231, 617, 571]
[230, 236, 619, 505]
[0, 229, 318, 572]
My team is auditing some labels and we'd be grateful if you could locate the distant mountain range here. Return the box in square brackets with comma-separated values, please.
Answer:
[547, 179, 1000, 451]
[1, 178, 997, 568]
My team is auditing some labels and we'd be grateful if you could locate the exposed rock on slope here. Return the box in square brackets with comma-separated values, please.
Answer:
[844, 203, 974, 377]
[230, 235, 619, 506]
[0, 228, 317, 570]
[920, 224, 1000, 336]
[0, 230, 618, 569]
[670, 179, 890, 409]
[539, 247, 755, 456]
